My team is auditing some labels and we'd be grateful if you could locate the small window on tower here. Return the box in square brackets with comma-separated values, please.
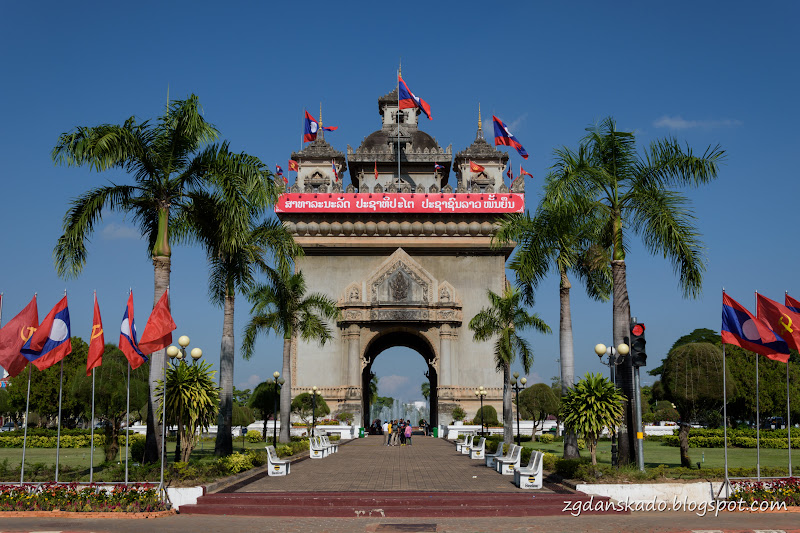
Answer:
[395, 111, 405, 124]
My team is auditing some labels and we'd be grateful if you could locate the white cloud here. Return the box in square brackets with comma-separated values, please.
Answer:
[653, 115, 742, 130]
[101, 223, 141, 240]
[238, 374, 262, 390]
[378, 374, 410, 396]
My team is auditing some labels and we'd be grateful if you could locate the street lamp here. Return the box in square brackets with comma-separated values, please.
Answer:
[307, 386, 318, 437]
[594, 342, 629, 467]
[474, 386, 487, 436]
[272, 371, 284, 445]
[510, 372, 527, 446]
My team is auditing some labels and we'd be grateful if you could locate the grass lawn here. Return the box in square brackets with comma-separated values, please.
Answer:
[522, 439, 800, 470]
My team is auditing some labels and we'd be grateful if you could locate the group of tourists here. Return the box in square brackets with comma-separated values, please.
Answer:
[382, 419, 413, 446]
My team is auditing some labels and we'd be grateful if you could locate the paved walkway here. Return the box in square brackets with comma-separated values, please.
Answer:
[233, 435, 553, 493]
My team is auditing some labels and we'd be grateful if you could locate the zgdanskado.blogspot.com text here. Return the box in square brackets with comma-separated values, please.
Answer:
[562, 496, 786, 517]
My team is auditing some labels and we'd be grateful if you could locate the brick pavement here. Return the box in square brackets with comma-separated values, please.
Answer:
[235, 435, 547, 493]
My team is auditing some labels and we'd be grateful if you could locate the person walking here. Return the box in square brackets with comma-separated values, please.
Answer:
[383, 419, 390, 446]
[405, 421, 413, 445]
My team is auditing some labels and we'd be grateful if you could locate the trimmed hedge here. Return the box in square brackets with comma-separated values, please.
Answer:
[662, 435, 800, 449]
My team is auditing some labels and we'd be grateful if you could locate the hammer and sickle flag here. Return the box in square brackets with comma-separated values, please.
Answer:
[757, 293, 800, 353]
[87, 293, 104, 376]
[0, 295, 38, 377]
[138, 289, 176, 356]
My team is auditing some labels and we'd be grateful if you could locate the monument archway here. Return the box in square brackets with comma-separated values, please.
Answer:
[275, 85, 526, 428]
[361, 329, 438, 428]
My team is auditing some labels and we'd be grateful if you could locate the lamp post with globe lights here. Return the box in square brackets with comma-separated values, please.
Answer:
[594, 341, 628, 467]
[510, 372, 527, 446]
[308, 386, 318, 437]
[272, 371, 284, 445]
[474, 387, 487, 436]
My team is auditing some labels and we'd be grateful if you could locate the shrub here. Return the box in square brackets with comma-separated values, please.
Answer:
[246, 430, 262, 443]
[128, 434, 146, 463]
[451, 406, 466, 422]
[336, 412, 354, 425]
[538, 434, 555, 444]
[219, 452, 254, 474]
[472, 405, 499, 426]
[554, 457, 592, 479]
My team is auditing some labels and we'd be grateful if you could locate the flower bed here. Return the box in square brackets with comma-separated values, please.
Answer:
[0, 483, 168, 512]
[730, 477, 800, 506]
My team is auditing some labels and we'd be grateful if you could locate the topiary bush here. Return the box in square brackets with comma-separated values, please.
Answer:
[246, 430, 262, 443]
[472, 405, 499, 426]
[537, 434, 555, 444]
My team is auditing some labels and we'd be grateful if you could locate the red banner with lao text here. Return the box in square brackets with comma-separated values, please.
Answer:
[275, 193, 524, 214]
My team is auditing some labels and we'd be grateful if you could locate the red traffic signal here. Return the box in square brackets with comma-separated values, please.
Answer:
[631, 323, 645, 336]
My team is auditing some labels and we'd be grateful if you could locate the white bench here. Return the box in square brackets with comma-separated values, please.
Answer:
[514, 450, 543, 489]
[309, 437, 329, 458]
[265, 445, 291, 476]
[321, 436, 338, 453]
[455, 434, 473, 453]
[470, 437, 486, 460]
[485, 440, 506, 469]
[495, 444, 521, 475]
[461, 435, 475, 455]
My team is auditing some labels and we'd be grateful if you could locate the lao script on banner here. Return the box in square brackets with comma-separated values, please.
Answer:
[275, 193, 524, 214]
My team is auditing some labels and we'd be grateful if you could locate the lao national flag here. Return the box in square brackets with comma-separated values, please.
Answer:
[331, 160, 339, 182]
[722, 293, 789, 363]
[21, 296, 72, 371]
[434, 163, 444, 173]
[506, 164, 513, 182]
[275, 165, 287, 184]
[138, 289, 176, 355]
[493, 116, 529, 159]
[304, 111, 320, 142]
[288, 159, 299, 172]
[87, 294, 104, 376]
[757, 293, 800, 353]
[120, 292, 147, 369]
[0, 296, 38, 377]
[398, 75, 432, 120]
[469, 160, 485, 173]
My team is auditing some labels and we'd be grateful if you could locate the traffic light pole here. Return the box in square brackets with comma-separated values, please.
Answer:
[633, 365, 644, 471]
[630, 318, 646, 472]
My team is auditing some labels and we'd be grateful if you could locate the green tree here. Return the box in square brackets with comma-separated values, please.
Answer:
[241, 268, 339, 443]
[156, 360, 220, 463]
[233, 387, 252, 406]
[472, 405, 499, 426]
[248, 380, 279, 441]
[469, 286, 551, 443]
[420, 382, 430, 402]
[496, 194, 610, 458]
[291, 392, 330, 427]
[450, 405, 466, 423]
[52, 95, 254, 463]
[519, 382, 560, 441]
[71, 343, 149, 461]
[177, 157, 298, 457]
[368, 372, 379, 405]
[661, 342, 731, 467]
[561, 373, 625, 465]
[545, 117, 724, 462]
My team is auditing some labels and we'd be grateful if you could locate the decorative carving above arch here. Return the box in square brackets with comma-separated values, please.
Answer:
[367, 248, 435, 304]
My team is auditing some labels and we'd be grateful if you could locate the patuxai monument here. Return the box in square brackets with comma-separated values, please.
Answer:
[276, 87, 526, 428]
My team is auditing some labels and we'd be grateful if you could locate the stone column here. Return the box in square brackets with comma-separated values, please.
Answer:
[347, 324, 361, 387]
[439, 324, 452, 386]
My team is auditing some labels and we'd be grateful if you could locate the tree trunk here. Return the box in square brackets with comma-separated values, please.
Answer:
[679, 422, 692, 468]
[611, 258, 634, 465]
[279, 336, 292, 443]
[560, 269, 580, 459]
[180, 424, 194, 463]
[589, 435, 597, 465]
[214, 292, 235, 456]
[144, 255, 170, 463]
[503, 364, 513, 443]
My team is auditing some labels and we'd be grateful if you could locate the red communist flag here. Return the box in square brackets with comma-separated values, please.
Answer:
[288, 159, 299, 172]
[469, 160, 485, 173]
[138, 289, 176, 355]
[0, 296, 38, 377]
[87, 294, 104, 376]
[757, 293, 800, 352]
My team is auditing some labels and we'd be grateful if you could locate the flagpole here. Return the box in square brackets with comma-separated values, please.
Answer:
[756, 350, 761, 481]
[722, 339, 730, 498]
[20, 363, 31, 485]
[55, 358, 64, 482]
[397, 66, 401, 186]
[787, 360, 792, 477]
[125, 362, 131, 484]
[89, 366, 96, 483]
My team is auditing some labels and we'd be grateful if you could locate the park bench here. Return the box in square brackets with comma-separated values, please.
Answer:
[485, 440, 505, 469]
[495, 444, 521, 475]
[456, 434, 473, 453]
[461, 434, 475, 455]
[309, 436, 330, 458]
[514, 450, 543, 489]
[322, 436, 338, 453]
[265, 445, 291, 476]
[469, 437, 486, 460]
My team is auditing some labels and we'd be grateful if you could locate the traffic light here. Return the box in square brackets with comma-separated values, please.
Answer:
[630, 322, 647, 367]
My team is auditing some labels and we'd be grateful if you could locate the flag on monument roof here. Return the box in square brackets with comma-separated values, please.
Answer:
[398, 75, 432, 120]
[493, 115, 529, 159]
[469, 161, 485, 173]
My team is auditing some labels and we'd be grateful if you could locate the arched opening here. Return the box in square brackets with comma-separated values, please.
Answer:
[361, 330, 438, 429]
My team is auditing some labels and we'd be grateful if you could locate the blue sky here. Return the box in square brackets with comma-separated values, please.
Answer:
[1, 1, 798, 404]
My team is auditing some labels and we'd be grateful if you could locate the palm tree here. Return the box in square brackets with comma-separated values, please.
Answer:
[545, 117, 724, 461]
[469, 286, 551, 443]
[52, 95, 252, 462]
[241, 269, 339, 443]
[496, 192, 611, 458]
[176, 160, 299, 456]
[561, 372, 625, 465]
